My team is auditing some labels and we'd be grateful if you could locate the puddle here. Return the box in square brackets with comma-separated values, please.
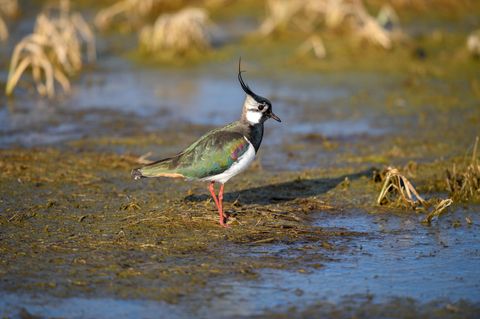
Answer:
[1, 209, 478, 319]
[191, 209, 480, 316]
[290, 119, 387, 137]
[0, 54, 386, 150]
[0, 292, 189, 319]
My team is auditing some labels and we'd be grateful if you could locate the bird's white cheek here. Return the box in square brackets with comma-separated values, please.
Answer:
[246, 111, 262, 124]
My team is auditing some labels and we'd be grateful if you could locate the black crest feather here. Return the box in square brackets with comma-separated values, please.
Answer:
[238, 58, 256, 97]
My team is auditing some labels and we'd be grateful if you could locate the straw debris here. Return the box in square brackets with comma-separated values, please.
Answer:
[422, 198, 453, 224]
[5, 0, 95, 97]
[386, 0, 471, 11]
[0, 15, 7, 42]
[297, 35, 327, 59]
[467, 29, 480, 58]
[376, 166, 426, 209]
[259, 0, 407, 52]
[139, 7, 212, 57]
[446, 137, 480, 201]
[95, 0, 168, 31]
[0, 0, 19, 41]
[376, 166, 454, 223]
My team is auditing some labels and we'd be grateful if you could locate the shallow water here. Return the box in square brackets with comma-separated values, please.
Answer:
[2, 209, 478, 318]
[0, 293, 190, 319]
[0, 53, 389, 150]
[183, 209, 479, 317]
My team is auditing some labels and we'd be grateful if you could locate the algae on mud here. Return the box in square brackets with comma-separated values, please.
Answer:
[0, 146, 365, 303]
[1, 132, 479, 311]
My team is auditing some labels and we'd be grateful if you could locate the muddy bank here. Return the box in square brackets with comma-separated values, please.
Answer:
[1, 142, 479, 318]
[0, 147, 364, 302]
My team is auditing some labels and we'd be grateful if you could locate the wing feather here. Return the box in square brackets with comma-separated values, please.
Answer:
[175, 131, 250, 179]
[134, 124, 250, 180]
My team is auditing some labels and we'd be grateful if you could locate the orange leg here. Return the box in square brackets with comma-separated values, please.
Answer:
[208, 182, 228, 227]
[208, 182, 220, 209]
[219, 183, 227, 221]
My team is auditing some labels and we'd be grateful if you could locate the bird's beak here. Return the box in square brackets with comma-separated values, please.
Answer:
[269, 111, 281, 122]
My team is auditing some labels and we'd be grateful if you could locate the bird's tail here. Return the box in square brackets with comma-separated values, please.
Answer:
[131, 168, 145, 180]
[131, 157, 184, 180]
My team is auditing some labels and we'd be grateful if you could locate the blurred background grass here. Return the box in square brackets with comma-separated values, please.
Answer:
[1, 0, 479, 98]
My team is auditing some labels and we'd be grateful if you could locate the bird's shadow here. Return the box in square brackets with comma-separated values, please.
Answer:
[184, 168, 374, 205]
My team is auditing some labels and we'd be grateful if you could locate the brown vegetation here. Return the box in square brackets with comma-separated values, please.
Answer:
[0, 0, 19, 41]
[467, 29, 480, 58]
[375, 166, 454, 224]
[376, 166, 426, 208]
[139, 7, 212, 57]
[5, 0, 95, 97]
[259, 0, 407, 50]
[95, 0, 169, 31]
[446, 137, 480, 202]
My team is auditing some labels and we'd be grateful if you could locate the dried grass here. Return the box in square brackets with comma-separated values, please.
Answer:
[139, 7, 212, 56]
[94, 0, 229, 31]
[0, 16, 7, 41]
[376, 166, 426, 208]
[297, 35, 327, 59]
[5, 0, 95, 97]
[6, 34, 71, 97]
[422, 198, 453, 224]
[467, 29, 480, 58]
[0, 0, 17, 17]
[258, 0, 305, 35]
[259, 0, 407, 51]
[376, 166, 454, 224]
[95, 0, 168, 31]
[446, 137, 480, 201]
[0, 0, 19, 41]
[377, 0, 472, 11]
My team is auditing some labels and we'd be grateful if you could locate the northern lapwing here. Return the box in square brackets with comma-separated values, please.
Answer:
[132, 60, 281, 227]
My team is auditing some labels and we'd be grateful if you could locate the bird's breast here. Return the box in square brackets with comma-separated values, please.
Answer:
[201, 138, 256, 184]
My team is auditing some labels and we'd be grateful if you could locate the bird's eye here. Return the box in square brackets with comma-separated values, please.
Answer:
[258, 104, 265, 111]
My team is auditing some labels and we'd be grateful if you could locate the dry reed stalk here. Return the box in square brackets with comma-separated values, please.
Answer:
[37, 0, 96, 67]
[258, 0, 305, 35]
[422, 198, 453, 224]
[297, 35, 327, 59]
[0, 16, 7, 41]
[353, 3, 392, 49]
[5, 0, 95, 97]
[467, 29, 480, 58]
[384, 0, 471, 11]
[0, 0, 17, 17]
[305, 0, 357, 29]
[376, 166, 454, 223]
[0, 0, 19, 41]
[446, 137, 480, 201]
[95, 0, 167, 31]
[139, 7, 212, 56]
[376, 166, 426, 208]
[6, 34, 70, 97]
[259, 0, 406, 51]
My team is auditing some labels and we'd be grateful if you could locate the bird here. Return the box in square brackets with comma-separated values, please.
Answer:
[132, 59, 281, 227]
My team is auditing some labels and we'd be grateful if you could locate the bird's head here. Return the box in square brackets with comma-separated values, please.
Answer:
[238, 60, 281, 125]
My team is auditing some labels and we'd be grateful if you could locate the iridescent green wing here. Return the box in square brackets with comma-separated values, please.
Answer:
[175, 131, 250, 179]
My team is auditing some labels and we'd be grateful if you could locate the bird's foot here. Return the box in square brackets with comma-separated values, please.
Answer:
[219, 215, 230, 228]
[131, 169, 144, 180]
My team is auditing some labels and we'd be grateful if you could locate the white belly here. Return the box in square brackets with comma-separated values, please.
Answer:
[201, 138, 256, 184]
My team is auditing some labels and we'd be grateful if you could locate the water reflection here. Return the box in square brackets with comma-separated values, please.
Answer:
[193, 209, 480, 315]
